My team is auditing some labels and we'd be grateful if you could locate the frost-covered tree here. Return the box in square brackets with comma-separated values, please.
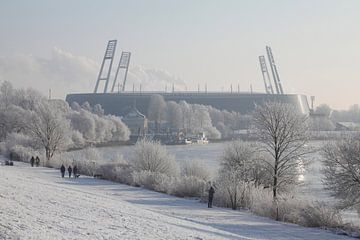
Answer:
[68, 105, 130, 144]
[0, 81, 15, 109]
[309, 117, 335, 131]
[0, 105, 28, 141]
[70, 101, 81, 111]
[314, 104, 332, 116]
[322, 137, 360, 213]
[166, 101, 183, 129]
[81, 101, 92, 112]
[68, 109, 96, 141]
[253, 102, 310, 199]
[179, 100, 191, 132]
[106, 115, 130, 141]
[13, 88, 44, 111]
[27, 101, 71, 165]
[331, 104, 360, 123]
[164, 101, 221, 139]
[148, 94, 166, 131]
[93, 104, 105, 116]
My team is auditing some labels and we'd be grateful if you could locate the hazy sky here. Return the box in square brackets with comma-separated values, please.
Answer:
[0, 0, 359, 109]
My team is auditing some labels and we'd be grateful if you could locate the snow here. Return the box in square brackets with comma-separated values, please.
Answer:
[0, 159, 352, 240]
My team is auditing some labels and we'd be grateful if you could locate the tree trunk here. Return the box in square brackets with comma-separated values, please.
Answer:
[273, 175, 277, 199]
[45, 147, 51, 167]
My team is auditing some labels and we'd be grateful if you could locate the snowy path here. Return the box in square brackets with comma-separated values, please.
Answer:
[0, 161, 352, 240]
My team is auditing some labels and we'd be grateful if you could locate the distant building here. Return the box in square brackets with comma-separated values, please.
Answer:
[335, 122, 360, 131]
[122, 107, 148, 137]
[66, 92, 310, 117]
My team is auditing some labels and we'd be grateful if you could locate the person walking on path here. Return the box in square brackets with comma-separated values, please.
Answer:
[73, 165, 78, 178]
[68, 166, 72, 178]
[35, 156, 40, 167]
[30, 156, 35, 167]
[60, 164, 65, 178]
[208, 186, 215, 208]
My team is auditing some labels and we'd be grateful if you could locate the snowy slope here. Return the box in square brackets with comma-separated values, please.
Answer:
[0, 160, 352, 240]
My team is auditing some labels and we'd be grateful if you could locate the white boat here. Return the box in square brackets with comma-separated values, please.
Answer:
[193, 133, 209, 144]
[184, 138, 193, 144]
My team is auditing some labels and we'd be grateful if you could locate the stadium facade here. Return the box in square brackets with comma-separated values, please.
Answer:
[65, 92, 310, 117]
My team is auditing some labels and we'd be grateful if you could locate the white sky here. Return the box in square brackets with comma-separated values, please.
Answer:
[0, 0, 359, 109]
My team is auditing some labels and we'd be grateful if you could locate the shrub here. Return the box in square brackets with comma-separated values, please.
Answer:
[181, 160, 210, 181]
[171, 176, 207, 198]
[97, 159, 134, 185]
[8, 145, 38, 163]
[249, 190, 344, 229]
[298, 203, 343, 228]
[132, 170, 173, 193]
[213, 177, 254, 210]
[131, 139, 179, 176]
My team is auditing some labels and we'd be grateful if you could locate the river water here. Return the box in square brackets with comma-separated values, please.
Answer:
[70, 141, 359, 224]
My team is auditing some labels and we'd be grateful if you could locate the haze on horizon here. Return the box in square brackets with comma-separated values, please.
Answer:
[0, 0, 359, 110]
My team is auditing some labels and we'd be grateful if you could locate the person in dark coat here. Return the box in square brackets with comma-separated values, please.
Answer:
[208, 186, 215, 208]
[73, 165, 78, 178]
[35, 156, 40, 167]
[68, 166, 72, 178]
[30, 156, 35, 167]
[60, 164, 66, 178]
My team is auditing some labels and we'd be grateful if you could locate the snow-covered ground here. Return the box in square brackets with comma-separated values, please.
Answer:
[0, 160, 353, 240]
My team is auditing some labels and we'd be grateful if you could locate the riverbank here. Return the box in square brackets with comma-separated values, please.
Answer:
[0, 159, 353, 240]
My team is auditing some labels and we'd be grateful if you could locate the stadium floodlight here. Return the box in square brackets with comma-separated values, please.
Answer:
[94, 40, 117, 93]
[112, 51, 131, 92]
[259, 55, 274, 94]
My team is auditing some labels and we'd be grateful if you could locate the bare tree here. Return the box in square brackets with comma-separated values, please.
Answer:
[253, 101, 310, 199]
[28, 102, 71, 166]
[322, 137, 360, 213]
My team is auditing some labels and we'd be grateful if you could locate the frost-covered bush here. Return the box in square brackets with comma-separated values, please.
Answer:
[97, 156, 133, 184]
[249, 189, 343, 229]
[131, 139, 179, 176]
[214, 174, 252, 210]
[298, 203, 343, 228]
[214, 141, 257, 210]
[112, 163, 134, 185]
[248, 187, 276, 218]
[181, 160, 210, 181]
[132, 170, 173, 193]
[75, 148, 104, 176]
[7, 145, 38, 163]
[3, 132, 40, 162]
[171, 176, 207, 198]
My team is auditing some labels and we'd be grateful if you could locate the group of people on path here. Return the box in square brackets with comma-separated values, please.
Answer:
[60, 164, 78, 178]
[30, 156, 40, 167]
